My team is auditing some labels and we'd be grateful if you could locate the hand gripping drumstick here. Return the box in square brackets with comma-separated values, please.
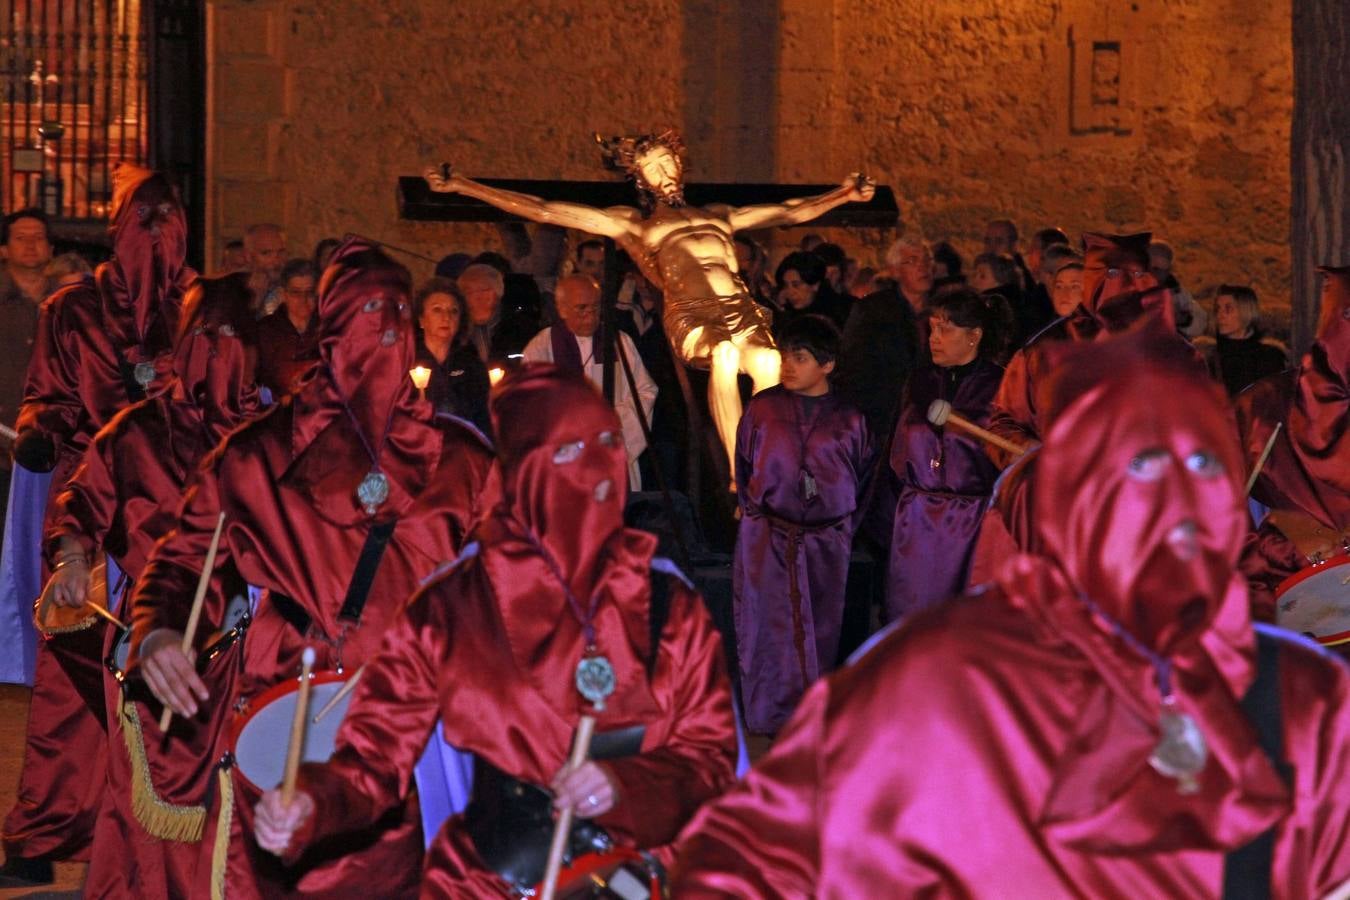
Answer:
[1244, 422, 1283, 499]
[159, 512, 227, 732]
[281, 647, 317, 808]
[927, 399, 1028, 458]
[539, 715, 598, 900]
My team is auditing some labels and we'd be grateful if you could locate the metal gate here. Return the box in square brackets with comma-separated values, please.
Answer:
[1, 0, 147, 220]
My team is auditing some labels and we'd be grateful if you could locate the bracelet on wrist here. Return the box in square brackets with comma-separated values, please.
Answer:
[52, 555, 89, 573]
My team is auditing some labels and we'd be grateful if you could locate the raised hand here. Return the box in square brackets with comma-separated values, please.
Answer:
[423, 163, 458, 193]
[843, 172, 876, 203]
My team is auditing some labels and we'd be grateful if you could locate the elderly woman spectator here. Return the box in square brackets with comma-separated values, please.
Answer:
[1195, 284, 1288, 397]
[886, 287, 1012, 620]
[413, 277, 491, 434]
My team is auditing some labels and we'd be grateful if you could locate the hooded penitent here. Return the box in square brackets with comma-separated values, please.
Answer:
[1012, 328, 1288, 852]
[478, 365, 663, 717]
[96, 165, 189, 375]
[171, 271, 261, 441]
[285, 238, 445, 525]
[1285, 267, 1350, 505]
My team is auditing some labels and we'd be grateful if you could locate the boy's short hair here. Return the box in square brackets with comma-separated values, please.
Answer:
[777, 314, 842, 366]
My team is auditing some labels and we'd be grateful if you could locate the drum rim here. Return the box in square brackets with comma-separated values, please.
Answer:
[1274, 552, 1350, 595]
[1274, 553, 1350, 646]
[229, 670, 349, 791]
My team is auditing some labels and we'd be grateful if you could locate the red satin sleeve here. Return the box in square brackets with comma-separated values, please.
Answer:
[127, 452, 231, 659]
[985, 349, 1038, 469]
[16, 288, 90, 452]
[44, 420, 120, 561]
[669, 678, 827, 898]
[594, 583, 737, 849]
[1239, 523, 1304, 623]
[292, 585, 444, 850]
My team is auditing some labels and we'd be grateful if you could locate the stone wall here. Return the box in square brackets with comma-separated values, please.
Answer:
[206, 0, 1293, 313]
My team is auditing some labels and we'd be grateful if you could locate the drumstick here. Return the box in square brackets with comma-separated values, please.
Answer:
[0, 423, 16, 442]
[159, 512, 227, 732]
[84, 600, 124, 629]
[540, 715, 598, 900]
[313, 664, 365, 724]
[927, 400, 1027, 457]
[1244, 422, 1283, 498]
[281, 647, 317, 808]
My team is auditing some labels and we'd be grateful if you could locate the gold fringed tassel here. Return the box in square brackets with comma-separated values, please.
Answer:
[120, 700, 206, 842]
[211, 767, 234, 900]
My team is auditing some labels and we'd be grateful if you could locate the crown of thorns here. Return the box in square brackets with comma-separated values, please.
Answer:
[594, 129, 687, 176]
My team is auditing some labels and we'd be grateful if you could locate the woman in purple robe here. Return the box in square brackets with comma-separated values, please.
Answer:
[734, 315, 875, 736]
[887, 288, 1012, 620]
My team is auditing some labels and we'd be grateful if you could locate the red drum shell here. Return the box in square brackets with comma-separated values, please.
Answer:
[1274, 553, 1350, 646]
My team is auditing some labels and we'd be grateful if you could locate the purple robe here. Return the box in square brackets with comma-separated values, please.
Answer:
[888, 359, 1003, 620]
[733, 385, 873, 735]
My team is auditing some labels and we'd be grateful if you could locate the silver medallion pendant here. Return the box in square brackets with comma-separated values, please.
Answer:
[1148, 696, 1208, 795]
[133, 362, 156, 389]
[575, 654, 616, 711]
[356, 470, 389, 516]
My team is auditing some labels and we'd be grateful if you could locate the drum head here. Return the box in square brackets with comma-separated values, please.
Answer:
[232, 674, 353, 793]
[1275, 555, 1350, 646]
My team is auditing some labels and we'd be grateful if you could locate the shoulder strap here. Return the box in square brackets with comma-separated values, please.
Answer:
[1221, 630, 1285, 900]
[338, 518, 398, 624]
[646, 566, 674, 678]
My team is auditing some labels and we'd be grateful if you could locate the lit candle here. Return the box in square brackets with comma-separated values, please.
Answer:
[488, 367, 506, 387]
[409, 365, 431, 402]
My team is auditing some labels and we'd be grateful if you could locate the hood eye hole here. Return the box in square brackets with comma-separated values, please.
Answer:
[218, 324, 237, 338]
[362, 298, 384, 313]
[551, 441, 584, 465]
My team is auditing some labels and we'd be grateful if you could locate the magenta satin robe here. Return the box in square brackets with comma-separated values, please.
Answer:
[887, 358, 1003, 620]
[733, 386, 873, 735]
[672, 590, 1350, 898]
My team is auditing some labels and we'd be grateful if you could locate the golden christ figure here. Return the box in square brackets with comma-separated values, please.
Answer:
[424, 130, 875, 472]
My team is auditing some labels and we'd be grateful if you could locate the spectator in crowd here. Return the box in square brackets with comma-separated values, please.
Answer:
[220, 238, 247, 272]
[412, 276, 490, 434]
[44, 252, 92, 288]
[800, 232, 824, 252]
[1019, 228, 1069, 337]
[774, 250, 849, 332]
[457, 262, 540, 367]
[0, 208, 53, 544]
[522, 274, 657, 488]
[434, 252, 472, 281]
[473, 249, 546, 326]
[733, 314, 874, 735]
[849, 266, 879, 299]
[931, 241, 964, 283]
[575, 238, 605, 279]
[813, 242, 848, 295]
[734, 233, 776, 310]
[887, 288, 1011, 620]
[1196, 284, 1288, 397]
[312, 236, 341, 274]
[256, 258, 321, 398]
[972, 251, 1030, 351]
[1150, 239, 1207, 337]
[835, 236, 927, 440]
[1049, 258, 1086, 317]
[983, 218, 1018, 256]
[244, 223, 287, 316]
[1023, 227, 1069, 283]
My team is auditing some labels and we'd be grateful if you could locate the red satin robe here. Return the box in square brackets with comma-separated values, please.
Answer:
[46, 393, 231, 898]
[672, 585, 1350, 898]
[129, 402, 492, 899]
[290, 528, 738, 899]
[4, 282, 171, 861]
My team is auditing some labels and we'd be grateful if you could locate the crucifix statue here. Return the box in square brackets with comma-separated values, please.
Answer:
[424, 129, 875, 473]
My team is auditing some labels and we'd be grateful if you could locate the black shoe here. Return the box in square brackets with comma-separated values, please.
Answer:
[0, 855, 55, 887]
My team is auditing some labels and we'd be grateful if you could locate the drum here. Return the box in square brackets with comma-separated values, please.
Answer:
[33, 557, 110, 636]
[1275, 554, 1350, 646]
[229, 672, 354, 793]
[543, 848, 664, 899]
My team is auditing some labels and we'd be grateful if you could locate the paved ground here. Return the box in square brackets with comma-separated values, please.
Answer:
[0, 685, 85, 899]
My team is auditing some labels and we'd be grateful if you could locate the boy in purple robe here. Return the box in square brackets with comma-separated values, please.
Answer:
[733, 315, 874, 735]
